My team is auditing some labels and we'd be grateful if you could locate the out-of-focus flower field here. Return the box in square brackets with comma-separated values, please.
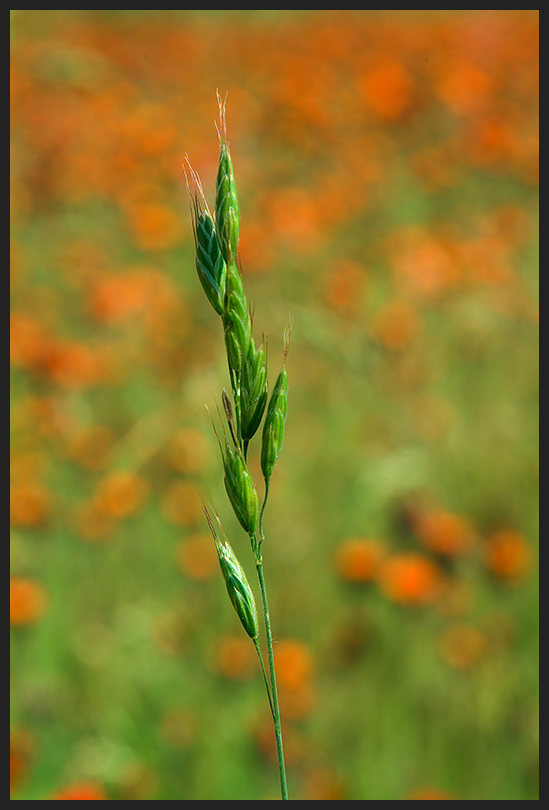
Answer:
[10, 10, 538, 800]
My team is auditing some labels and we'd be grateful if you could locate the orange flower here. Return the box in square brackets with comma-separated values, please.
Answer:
[161, 481, 203, 526]
[413, 509, 476, 557]
[439, 623, 486, 669]
[93, 471, 148, 521]
[391, 229, 461, 300]
[334, 538, 386, 583]
[73, 498, 117, 543]
[215, 634, 257, 681]
[125, 201, 182, 251]
[10, 577, 47, 625]
[10, 728, 35, 790]
[10, 483, 51, 527]
[407, 787, 454, 800]
[10, 313, 51, 369]
[88, 270, 157, 324]
[377, 553, 443, 606]
[42, 341, 114, 390]
[373, 300, 420, 350]
[64, 425, 113, 471]
[302, 766, 347, 800]
[274, 639, 313, 693]
[176, 533, 219, 581]
[52, 782, 106, 800]
[437, 58, 493, 117]
[360, 60, 414, 122]
[164, 428, 211, 475]
[485, 529, 533, 583]
[324, 261, 367, 316]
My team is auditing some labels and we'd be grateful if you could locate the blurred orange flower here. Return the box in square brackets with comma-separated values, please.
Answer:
[176, 533, 219, 581]
[275, 639, 313, 692]
[325, 261, 367, 316]
[10, 313, 51, 369]
[485, 529, 533, 583]
[88, 270, 159, 324]
[437, 58, 493, 116]
[42, 341, 115, 390]
[125, 201, 183, 251]
[334, 538, 387, 583]
[360, 60, 415, 122]
[215, 634, 257, 681]
[52, 782, 106, 800]
[413, 509, 476, 557]
[161, 480, 203, 526]
[274, 639, 315, 718]
[164, 428, 211, 475]
[93, 471, 148, 521]
[64, 425, 113, 471]
[407, 787, 454, 799]
[10, 728, 35, 790]
[10, 482, 51, 527]
[391, 230, 461, 300]
[373, 300, 420, 350]
[377, 553, 443, 605]
[302, 766, 347, 800]
[10, 577, 47, 625]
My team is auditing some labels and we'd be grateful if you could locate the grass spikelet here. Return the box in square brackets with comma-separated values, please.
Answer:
[204, 504, 259, 640]
[184, 157, 227, 315]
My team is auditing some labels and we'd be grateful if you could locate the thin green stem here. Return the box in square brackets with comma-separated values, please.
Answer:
[255, 554, 288, 800]
[253, 636, 274, 720]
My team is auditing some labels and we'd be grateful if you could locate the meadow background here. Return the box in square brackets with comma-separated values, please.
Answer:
[10, 10, 538, 800]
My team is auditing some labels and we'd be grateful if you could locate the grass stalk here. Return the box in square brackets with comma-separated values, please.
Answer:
[255, 553, 288, 800]
[187, 93, 290, 800]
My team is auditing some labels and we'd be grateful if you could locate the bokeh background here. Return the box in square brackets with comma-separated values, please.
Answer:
[10, 10, 539, 801]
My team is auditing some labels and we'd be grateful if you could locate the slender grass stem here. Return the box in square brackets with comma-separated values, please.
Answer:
[253, 637, 274, 719]
[254, 552, 288, 800]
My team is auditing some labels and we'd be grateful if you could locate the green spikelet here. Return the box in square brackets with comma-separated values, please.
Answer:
[215, 94, 240, 265]
[223, 264, 251, 374]
[195, 209, 226, 315]
[261, 334, 290, 481]
[185, 158, 226, 316]
[204, 506, 258, 640]
[241, 337, 268, 443]
[222, 440, 259, 536]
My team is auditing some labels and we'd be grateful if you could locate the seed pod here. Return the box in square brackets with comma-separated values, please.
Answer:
[185, 158, 226, 316]
[223, 440, 259, 536]
[223, 265, 251, 374]
[215, 96, 240, 265]
[194, 209, 227, 315]
[241, 338, 268, 443]
[204, 507, 258, 639]
[261, 347, 289, 481]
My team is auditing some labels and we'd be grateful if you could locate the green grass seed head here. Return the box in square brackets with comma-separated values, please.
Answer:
[204, 506, 258, 639]
[223, 264, 251, 374]
[241, 337, 268, 442]
[185, 157, 227, 316]
[215, 93, 240, 265]
[223, 440, 259, 536]
[261, 333, 289, 481]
